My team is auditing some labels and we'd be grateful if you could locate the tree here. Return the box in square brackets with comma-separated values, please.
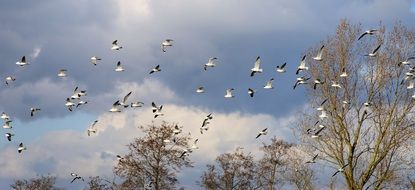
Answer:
[298, 20, 415, 189]
[10, 175, 63, 190]
[114, 122, 193, 190]
[84, 176, 117, 190]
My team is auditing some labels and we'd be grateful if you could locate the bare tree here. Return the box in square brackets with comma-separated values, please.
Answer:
[298, 20, 415, 189]
[114, 122, 193, 190]
[199, 147, 256, 190]
[10, 175, 63, 190]
[84, 176, 117, 190]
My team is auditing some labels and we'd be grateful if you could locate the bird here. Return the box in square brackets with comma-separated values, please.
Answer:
[5, 133, 14, 141]
[398, 57, 415, 66]
[116, 155, 124, 162]
[4, 76, 16, 85]
[2, 120, 12, 129]
[111, 40, 122, 50]
[256, 128, 268, 139]
[311, 126, 325, 138]
[149, 65, 161, 74]
[109, 100, 122, 112]
[115, 61, 125, 72]
[331, 81, 341, 88]
[204, 57, 217, 70]
[358, 29, 378, 40]
[71, 86, 87, 99]
[70, 173, 84, 183]
[179, 149, 190, 159]
[191, 139, 199, 149]
[0, 112, 10, 120]
[196, 86, 205, 93]
[57, 69, 67, 77]
[30, 107, 41, 117]
[161, 39, 173, 53]
[293, 77, 310, 89]
[313, 79, 324, 90]
[407, 81, 414, 89]
[364, 44, 381, 57]
[332, 163, 349, 177]
[313, 45, 325, 61]
[204, 113, 213, 121]
[340, 68, 348, 77]
[248, 88, 256, 97]
[224, 88, 235, 98]
[131, 101, 144, 108]
[16, 56, 28, 66]
[264, 78, 274, 89]
[119, 91, 132, 108]
[276, 62, 287, 73]
[151, 102, 163, 118]
[76, 100, 88, 108]
[173, 125, 182, 135]
[87, 120, 98, 136]
[65, 98, 75, 111]
[250, 56, 263, 77]
[200, 123, 209, 134]
[319, 110, 328, 119]
[296, 55, 308, 75]
[316, 99, 328, 111]
[17, 143, 26, 153]
[90, 56, 101, 66]
[305, 154, 318, 164]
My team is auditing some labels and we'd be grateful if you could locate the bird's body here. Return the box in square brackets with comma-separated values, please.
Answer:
[276, 62, 287, 73]
[196, 86, 205, 93]
[2, 120, 12, 129]
[296, 55, 308, 75]
[204, 57, 217, 70]
[5, 133, 14, 141]
[131, 101, 144, 108]
[340, 68, 348, 77]
[5, 76, 16, 85]
[70, 173, 84, 183]
[151, 102, 163, 118]
[111, 40, 122, 50]
[119, 91, 132, 108]
[0, 112, 10, 120]
[256, 128, 268, 139]
[58, 69, 67, 77]
[305, 154, 318, 164]
[16, 56, 28, 66]
[399, 57, 415, 66]
[65, 98, 75, 111]
[90, 56, 101, 65]
[161, 39, 173, 53]
[313, 45, 325, 61]
[293, 77, 310, 89]
[313, 79, 324, 90]
[109, 100, 122, 112]
[250, 56, 263, 77]
[332, 164, 349, 177]
[365, 44, 381, 57]
[18, 143, 26, 153]
[87, 120, 98, 136]
[149, 65, 161, 74]
[264, 78, 274, 89]
[115, 61, 125, 72]
[248, 88, 256, 97]
[331, 81, 341, 88]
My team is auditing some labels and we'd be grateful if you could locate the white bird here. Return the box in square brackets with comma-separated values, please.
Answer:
[30, 107, 41, 117]
[305, 154, 318, 164]
[412, 93, 415, 99]
[5, 133, 14, 141]
[313, 45, 325, 61]
[319, 110, 328, 119]
[161, 39, 173, 53]
[16, 56, 28, 66]
[70, 173, 84, 183]
[276, 62, 287, 73]
[87, 120, 98, 136]
[311, 127, 325, 138]
[65, 98, 75, 111]
[2, 120, 12, 129]
[224, 88, 235, 98]
[248, 88, 256, 97]
[408, 81, 415, 89]
[5, 76, 16, 85]
[119, 91, 132, 108]
[204, 57, 217, 70]
[200, 124, 209, 134]
[115, 61, 125, 72]
[293, 77, 310, 89]
[256, 128, 268, 139]
[364, 44, 381, 57]
[151, 102, 163, 118]
[196, 86, 205, 93]
[250, 56, 263, 77]
[131, 101, 144, 108]
[1, 112, 10, 120]
[71, 86, 86, 99]
[399, 57, 415, 66]
[264, 78, 274, 89]
[57, 69, 67, 77]
[358, 29, 378, 40]
[332, 163, 349, 177]
[111, 40, 122, 50]
[340, 68, 348, 77]
[109, 100, 122, 112]
[116, 155, 124, 162]
[296, 55, 308, 75]
[331, 81, 341, 88]
[149, 65, 161, 74]
[76, 100, 88, 108]
[191, 139, 199, 149]
[18, 143, 26, 153]
[173, 125, 182, 135]
[90, 56, 101, 66]
[316, 99, 328, 111]
[313, 79, 324, 90]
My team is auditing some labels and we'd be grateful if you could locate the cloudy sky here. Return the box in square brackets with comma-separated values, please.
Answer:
[0, 0, 414, 189]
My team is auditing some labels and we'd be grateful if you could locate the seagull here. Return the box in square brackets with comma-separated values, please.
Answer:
[256, 128, 268, 139]
[90, 56, 102, 66]
[16, 56, 28, 66]
[407, 81, 414, 89]
[263, 78, 274, 89]
[149, 65, 161, 74]
[340, 68, 348, 77]
[313, 79, 324, 90]
[131, 101, 144, 108]
[71, 86, 87, 99]
[173, 125, 182, 135]
[276, 62, 287, 73]
[119, 91, 132, 108]
[116, 155, 124, 162]
[296, 55, 308, 75]
[5, 133, 14, 141]
[109, 100, 122, 112]
[191, 139, 199, 149]
[5, 76, 16, 85]
[313, 45, 325, 61]
[305, 154, 318, 164]
[76, 100, 88, 108]
[65, 98, 75, 111]
[30, 107, 41, 117]
[2, 120, 12, 129]
[1, 112, 10, 120]
[293, 77, 310, 89]
[57, 69, 67, 77]
[224, 88, 235, 98]
[111, 40, 122, 50]
[115, 61, 125, 72]
[200, 123, 209, 134]
[204, 57, 217, 70]
[179, 149, 190, 159]
[331, 81, 341, 88]
[204, 113, 213, 120]
[250, 56, 263, 77]
[161, 39, 173, 53]
[364, 44, 381, 57]
[248, 88, 256, 97]
[151, 102, 163, 118]
[332, 163, 349, 177]
[196, 86, 205, 93]
[316, 99, 328, 111]
[151, 102, 162, 113]
[319, 110, 328, 119]
[398, 57, 415, 66]
[311, 127, 325, 138]
[358, 29, 378, 40]
[87, 120, 98, 136]
[70, 173, 84, 183]
[18, 143, 26, 153]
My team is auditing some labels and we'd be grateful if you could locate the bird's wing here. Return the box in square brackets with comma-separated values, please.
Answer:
[357, 32, 367, 40]
[112, 40, 117, 45]
[372, 44, 382, 54]
[281, 62, 287, 69]
[123, 91, 132, 103]
[255, 133, 261, 139]
[254, 56, 261, 69]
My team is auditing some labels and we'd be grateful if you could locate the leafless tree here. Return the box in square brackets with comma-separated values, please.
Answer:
[114, 122, 193, 190]
[298, 20, 415, 189]
[10, 175, 63, 190]
[84, 176, 117, 190]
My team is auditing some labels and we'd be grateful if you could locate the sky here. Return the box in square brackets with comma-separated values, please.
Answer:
[0, 0, 414, 189]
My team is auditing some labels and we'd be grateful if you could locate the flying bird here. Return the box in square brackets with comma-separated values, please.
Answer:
[358, 29, 378, 40]
[224, 88, 235, 98]
[1, 112, 10, 120]
[115, 61, 125, 72]
[293, 77, 310, 89]
[204, 57, 217, 70]
[111, 40, 122, 50]
[305, 154, 318, 164]
[264, 78, 274, 89]
[90, 56, 101, 65]
[311, 126, 325, 138]
[276, 62, 287, 73]
[87, 120, 98, 136]
[76, 100, 88, 108]
[16, 56, 28, 66]
[5, 76, 16, 85]
[332, 163, 349, 177]
[30, 107, 41, 117]
[319, 110, 328, 119]
[340, 68, 348, 77]
[70, 173, 84, 183]
[149, 65, 161, 74]
[2, 120, 12, 129]
[5, 133, 14, 141]
[109, 100, 122, 112]
[313, 79, 324, 90]
[191, 139, 199, 149]
[313, 45, 325, 61]
[18, 143, 26, 153]
[364, 44, 381, 57]
[161, 39, 173, 53]
[65, 98, 75, 111]
[398, 57, 415, 66]
[131, 101, 144, 108]
[256, 128, 268, 139]
[119, 91, 132, 108]
[248, 88, 256, 97]
[151, 102, 163, 118]
[196, 86, 205, 93]
[57, 69, 67, 77]
[250, 56, 263, 77]
[331, 81, 341, 88]
[71, 86, 87, 99]
[296, 55, 308, 75]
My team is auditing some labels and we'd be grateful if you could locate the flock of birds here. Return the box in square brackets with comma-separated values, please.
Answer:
[2, 28, 415, 184]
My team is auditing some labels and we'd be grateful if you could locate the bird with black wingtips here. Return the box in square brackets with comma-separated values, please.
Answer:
[358, 29, 378, 40]
[398, 56, 415, 66]
[248, 88, 256, 97]
[76, 100, 88, 108]
[311, 126, 325, 138]
[196, 86, 205, 93]
[111, 40, 122, 50]
[16, 56, 28, 67]
[264, 78, 274, 89]
[364, 44, 382, 57]
[293, 77, 310, 89]
[340, 67, 348, 77]
[332, 163, 349, 177]
[70, 173, 84, 183]
[18, 143, 26, 153]
[131, 101, 144, 108]
[313, 79, 324, 90]
[1, 112, 10, 120]
[65, 98, 75, 111]
[256, 128, 268, 139]
[58, 69, 67, 77]
[5, 133, 14, 141]
[115, 61, 125, 72]
[151, 102, 163, 118]
[90, 56, 101, 65]
[161, 39, 173, 53]
[305, 154, 318, 164]
[296, 55, 308, 75]
[87, 120, 98, 136]
[250, 56, 263, 77]
[331, 81, 341, 88]
[276, 62, 287, 73]
[149, 65, 161, 74]
[2, 120, 12, 129]
[5, 76, 16, 85]
[119, 91, 132, 108]
[204, 57, 217, 70]
[109, 100, 122, 112]
[313, 45, 325, 61]
[30, 107, 41, 117]
[224, 88, 235, 98]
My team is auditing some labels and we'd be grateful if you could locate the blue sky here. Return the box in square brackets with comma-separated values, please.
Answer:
[0, 0, 414, 189]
